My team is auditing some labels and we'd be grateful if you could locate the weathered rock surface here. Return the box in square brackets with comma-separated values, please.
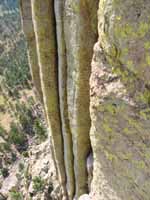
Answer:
[20, 0, 150, 199]
[90, 0, 150, 199]
[64, 1, 98, 198]
[0, 161, 18, 197]
[78, 194, 90, 200]
[21, 0, 98, 199]
[20, 0, 43, 102]
[26, 140, 58, 200]
[0, 138, 58, 200]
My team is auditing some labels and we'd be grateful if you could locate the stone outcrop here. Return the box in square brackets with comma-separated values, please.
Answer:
[20, 0, 98, 199]
[20, 0, 43, 102]
[20, 0, 150, 200]
[90, 0, 150, 199]
[64, 1, 98, 198]
[31, 0, 67, 199]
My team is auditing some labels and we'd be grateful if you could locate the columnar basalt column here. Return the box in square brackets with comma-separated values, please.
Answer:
[31, 0, 67, 199]
[64, 1, 98, 198]
[19, 0, 43, 102]
[54, 0, 75, 199]
[20, 0, 99, 199]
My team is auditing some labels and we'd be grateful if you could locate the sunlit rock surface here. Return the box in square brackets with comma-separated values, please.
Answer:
[90, 1, 150, 199]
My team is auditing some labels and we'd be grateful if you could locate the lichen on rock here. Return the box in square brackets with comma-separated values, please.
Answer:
[90, 1, 150, 199]
[19, 0, 150, 199]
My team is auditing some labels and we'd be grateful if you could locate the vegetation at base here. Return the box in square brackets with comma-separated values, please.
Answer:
[0, 39, 31, 98]
[14, 99, 47, 140]
[0, 0, 47, 154]
[22, 151, 29, 158]
[0, 99, 47, 154]
[8, 123, 26, 146]
[0, 167, 9, 178]
[32, 176, 45, 192]
[33, 119, 47, 140]
[0, 0, 31, 98]
[0, 142, 11, 152]
[0, 126, 6, 138]
[0, 2, 47, 200]
[18, 162, 24, 172]
[9, 189, 23, 200]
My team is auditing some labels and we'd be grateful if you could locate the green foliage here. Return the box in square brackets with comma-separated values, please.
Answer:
[11, 152, 17, 162]
[144, 42, 150, 50]
[22, 151, 29, 158]
[0, 127, 11, 153]
[15, 101, 34, 135]
[138, 22, 149, 37]
[0, 126, 6, 138]
[0, 34, 31, 98]
[8, 122, 27, 149]
[32, 176, 45, 192]
[146, 54, 150, 66]
[1, 142, 11, 152]
[24, 166, 31, 182]
[19, 162, 24, 172]
[10, 189, 23, 200]
[33, 119, 47, 140]
[138, 89, 150, 106]
[0, 167, 9, 178]
[15, 99, 47, 138]
[15, 100, 47, 140]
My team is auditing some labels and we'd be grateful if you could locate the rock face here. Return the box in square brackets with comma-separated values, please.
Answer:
[20, 0, 43, 102]
[25, 140, 58, 200]
[20, 0, 150, 200]
[0, 138, 58, 200]
[90, 0, 150, 200]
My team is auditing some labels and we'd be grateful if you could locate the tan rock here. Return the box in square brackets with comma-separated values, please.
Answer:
[90, 1, 150, 199]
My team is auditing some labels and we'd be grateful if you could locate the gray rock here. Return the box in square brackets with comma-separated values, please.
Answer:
[78, 194, 90, 200]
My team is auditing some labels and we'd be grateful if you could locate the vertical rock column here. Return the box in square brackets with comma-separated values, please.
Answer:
[54, 0, 75, 199]
[31, 0, 67, 199]
[64, 0, 98, 198]
[19, 0, 43, 102]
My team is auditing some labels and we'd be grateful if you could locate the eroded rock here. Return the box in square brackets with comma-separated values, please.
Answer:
[78, 194, 90, 200]
[90, 1, 150, 200]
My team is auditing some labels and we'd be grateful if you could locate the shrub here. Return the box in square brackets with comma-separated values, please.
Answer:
[33, 119, 47, 140]
[32, 176, 45, 192]
[15, 102, 34, 135]
[0, 126, 6, 138]
[0, 167, 9, 178]
[0, 39, 30, 94]
[19, 162, 24, 172]
[9, 189, 23, 200]
[22, 151, 29, 158]
[1, 142, 11, 152]
[11, 152, 17, 162]
[13, 100, 47, 141]
[8, 122, 28, 151]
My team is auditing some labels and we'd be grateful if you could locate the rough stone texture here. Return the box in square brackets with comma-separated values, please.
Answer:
[78, 194, 90, 200]
[0, 137, 59, 200]
[20, 0, 150, 199]
[64, 1, 98, 198]
[25, 140, 59, 200]
[0, 162, 18, 197]
[31, 1, 67, 199]
[19, 0, 43, 102]
[90, 1, 150, 200]
[21, 1, 98, 199]
[54, 1, 75, 199]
